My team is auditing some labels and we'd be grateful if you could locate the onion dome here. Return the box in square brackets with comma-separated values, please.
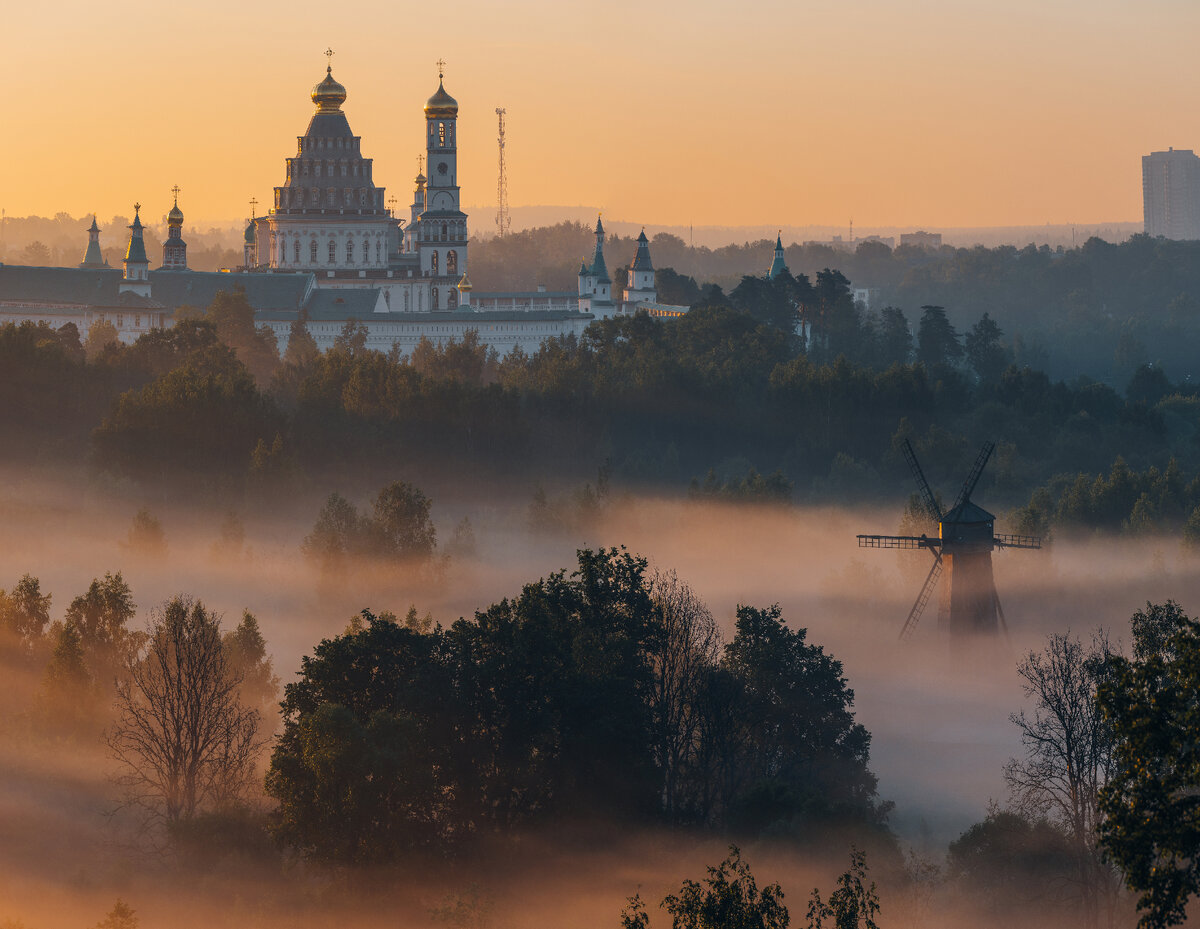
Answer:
[244, 219, 256, 244]
[415, 172, 427, 187]
[167, 199, 184, 225]
[425, 79, 458, 119]
[456, 272, 473, 293]
[312, 66, 347, 112]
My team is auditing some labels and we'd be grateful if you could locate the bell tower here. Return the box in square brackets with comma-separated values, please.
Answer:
[161, 186, 188, 270]
[419, 60, 468, 310]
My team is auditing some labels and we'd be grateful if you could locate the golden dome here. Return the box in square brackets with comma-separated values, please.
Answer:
[425, 79, 458, 119]
[167, 200, 184, 224]
[312, 66, 347, 112]
[456, 272, 473, 292]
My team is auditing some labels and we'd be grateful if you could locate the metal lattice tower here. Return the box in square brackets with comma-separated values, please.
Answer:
[495, 107, 511, 238]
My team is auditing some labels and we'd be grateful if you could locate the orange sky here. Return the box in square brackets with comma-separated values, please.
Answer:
[6, 0, 1199, 229]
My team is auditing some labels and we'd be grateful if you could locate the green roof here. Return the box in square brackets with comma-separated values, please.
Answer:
[631, 229, 654, 272]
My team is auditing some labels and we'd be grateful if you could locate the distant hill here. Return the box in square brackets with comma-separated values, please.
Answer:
[464, 204, 1142, 251]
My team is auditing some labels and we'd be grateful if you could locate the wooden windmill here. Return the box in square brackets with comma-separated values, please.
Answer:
[857, 440, 1042, 641]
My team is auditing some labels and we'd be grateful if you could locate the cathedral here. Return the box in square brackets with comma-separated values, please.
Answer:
[0, 60, 686, 354]
[249, 60, 471, 316]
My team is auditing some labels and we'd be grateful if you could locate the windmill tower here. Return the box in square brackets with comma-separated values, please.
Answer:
[857, 440, 1042, 641]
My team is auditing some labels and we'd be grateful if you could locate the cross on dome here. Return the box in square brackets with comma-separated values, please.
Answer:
[436, 58, 446, 79]
[325, 47, 334, 72]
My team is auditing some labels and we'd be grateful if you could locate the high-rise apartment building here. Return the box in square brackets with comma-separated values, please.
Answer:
[1143, 148, 1200, 240]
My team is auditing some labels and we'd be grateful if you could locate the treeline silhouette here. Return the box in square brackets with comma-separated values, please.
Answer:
[267, 550, 890, 862]
[472, 225, 1200, 384]
[8, 285, 1200, 536]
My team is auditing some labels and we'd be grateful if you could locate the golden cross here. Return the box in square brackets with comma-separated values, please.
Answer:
[324, 47, 334, 71]
[249, 196, 258, 219]
[436, 58, 446, 79]
[418, 154, 425, 175]
[133, 202, 141, 214]
[171, 184, 181, 202]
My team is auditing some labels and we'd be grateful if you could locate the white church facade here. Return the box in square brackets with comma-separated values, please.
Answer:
[0, 60, 685, 353]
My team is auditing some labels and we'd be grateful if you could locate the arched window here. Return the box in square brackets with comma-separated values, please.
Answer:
[328, 239, 336, 263]
[431, 287, 439, 309]
[363, 240, 370, 264]
[441, 223, 448, 239]
[447, 250, 457, 274]
[310, 239, 318, 264]
[376, 241, 382, 263]
[294, 240, 301, 263]
[346, 239, 354, 263]
[448, 290, 458, 309]
[430, 251, 439, 274]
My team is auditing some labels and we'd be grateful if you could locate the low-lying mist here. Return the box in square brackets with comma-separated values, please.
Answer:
[2, 466, 1193, 929]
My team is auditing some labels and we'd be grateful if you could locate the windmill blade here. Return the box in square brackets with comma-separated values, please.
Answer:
[900, 554, 943, 643]
[952, 441, 996, 511]
[902, 439, 942, 522]
[994, 533, 1042, 550]
[994, 589, 1013, 650]
[858, 534, 942, 551]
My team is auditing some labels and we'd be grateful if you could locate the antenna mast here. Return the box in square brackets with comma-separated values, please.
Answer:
[495, 107, 511, 238]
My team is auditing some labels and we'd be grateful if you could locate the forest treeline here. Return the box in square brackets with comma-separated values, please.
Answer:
[8, 280, 1200, 538]
[1, 211, 243, 272]
[472, 224, 1200, 383]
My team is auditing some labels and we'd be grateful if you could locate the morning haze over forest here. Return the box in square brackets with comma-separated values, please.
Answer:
[6, 2, 1200, 929]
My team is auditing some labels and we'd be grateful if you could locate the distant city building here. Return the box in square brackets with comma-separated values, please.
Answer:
[1142, 148, 1200, 240]
[852, 287, 880, 310]
[899, 230, 942, 250]
[801, 234, 894, 252]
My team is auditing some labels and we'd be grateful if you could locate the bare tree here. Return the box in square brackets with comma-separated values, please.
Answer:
[647, 568, 721, 819]
[107, 596, 263, 828]
[1004, 629, 1121, 929]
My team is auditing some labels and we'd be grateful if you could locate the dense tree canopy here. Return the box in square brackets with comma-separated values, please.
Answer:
[265, 550, 886, 863]
[1098, 603, 1200, 929]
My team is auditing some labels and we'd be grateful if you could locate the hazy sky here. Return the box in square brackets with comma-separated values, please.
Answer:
[7, 0, 1199, 229]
